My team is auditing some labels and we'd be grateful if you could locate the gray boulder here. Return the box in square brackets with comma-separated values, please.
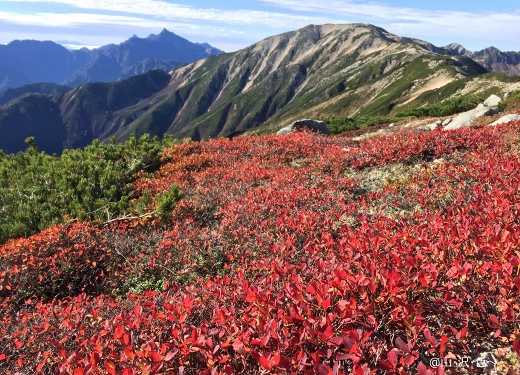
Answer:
[444, 104, 498, 131]
[483, 94, 502, 108]
[277, 119, 330, 136]
[489, 114, 520, 126]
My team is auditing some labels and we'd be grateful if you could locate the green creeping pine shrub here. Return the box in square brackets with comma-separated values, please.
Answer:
[0, 133, 178, 244]
[156, 184, 184, 219]
[323, 95, 482, 135]
[322, 115, 405, 135]
[396, 95, 481, 118]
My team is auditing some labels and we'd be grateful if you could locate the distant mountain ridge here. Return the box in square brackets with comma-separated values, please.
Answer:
[445, 43, 520, 76]
[0, 30, 223, 91]
[2, 23, 520, 156]
[0, 83, 71, 106]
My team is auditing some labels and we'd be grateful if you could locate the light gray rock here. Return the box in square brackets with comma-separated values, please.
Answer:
[388, 123, 395, 127]
[417, 123, 440, 131]
[483, 94, 502, 108]
[442, 118, 452, 126]
[277, 119, 330, 136]
[489, 114, 520, 126]
[443, 105, 498, 131]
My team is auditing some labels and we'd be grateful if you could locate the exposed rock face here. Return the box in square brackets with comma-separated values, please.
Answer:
[483, 94, 502, 108]
[277, 119, 330, 135]
[446, 43, 520, 76]
[443, 103, 498, 131]
[490, 114, 520, 126]
[472, 47, 520, 77]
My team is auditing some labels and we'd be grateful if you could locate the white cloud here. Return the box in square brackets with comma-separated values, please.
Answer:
[0, 11, 182, 28]
[0, 0, 337, 28]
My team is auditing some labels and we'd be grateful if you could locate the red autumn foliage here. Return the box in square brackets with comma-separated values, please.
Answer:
[1, 123, 520, 374]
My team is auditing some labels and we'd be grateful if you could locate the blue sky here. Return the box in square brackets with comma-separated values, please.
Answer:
[0, 0, 519, 52]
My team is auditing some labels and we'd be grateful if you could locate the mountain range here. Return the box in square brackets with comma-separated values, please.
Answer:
[445, 43, 520, 76]
[0, 29, 223, 91]
[1, 23, 520, 155]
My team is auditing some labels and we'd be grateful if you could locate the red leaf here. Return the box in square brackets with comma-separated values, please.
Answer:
[418, 363, 432, 375]
[323, 325, 334, 340]
[387, 349, 397, 369]
[377, 360, 393, 370]
[122, 369, 134, 375]
[314, 364, 333, 375]
[0, 354, 5, 361]
[259, 356, 272, 370]
[514, 277, 520, 290]
[73, 368, 84, 375]
[456, 327, 467, 339]
[36, 358, 47, 372]
[104, 360, 116, 375]
[403, 355, 416, 366]
[513, 339, 520, 355]
[321, 298, 331, 310]
[164, 351, 176, 362]
[395, 337, 410, 353]
[440, 335, 448, 356]
[150, 351, 164, 362]
[150, 362, 163, 374]
[272, 352, 281, 366]
[423, 329, 438, 346]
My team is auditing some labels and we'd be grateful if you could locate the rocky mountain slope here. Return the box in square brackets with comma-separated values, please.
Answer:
[2, 23, 520, 155]
[0, 30, 222, 90]
[446, 43, 520, 76]
[113, 23, 490, 141]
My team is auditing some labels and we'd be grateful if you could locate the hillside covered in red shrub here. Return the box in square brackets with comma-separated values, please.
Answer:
[2, 122, 520, 374]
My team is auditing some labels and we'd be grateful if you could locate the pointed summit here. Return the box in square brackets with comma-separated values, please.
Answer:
[445, 43, 473, 57]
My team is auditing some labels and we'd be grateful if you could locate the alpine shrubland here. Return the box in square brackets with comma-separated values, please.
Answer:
[1, 117, 520, 374]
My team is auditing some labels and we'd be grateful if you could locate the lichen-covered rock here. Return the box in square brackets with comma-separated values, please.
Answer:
[277, 119, 330, 136]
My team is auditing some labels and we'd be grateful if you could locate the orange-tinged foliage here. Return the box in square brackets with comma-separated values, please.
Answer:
[1, 124, 520, 374]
